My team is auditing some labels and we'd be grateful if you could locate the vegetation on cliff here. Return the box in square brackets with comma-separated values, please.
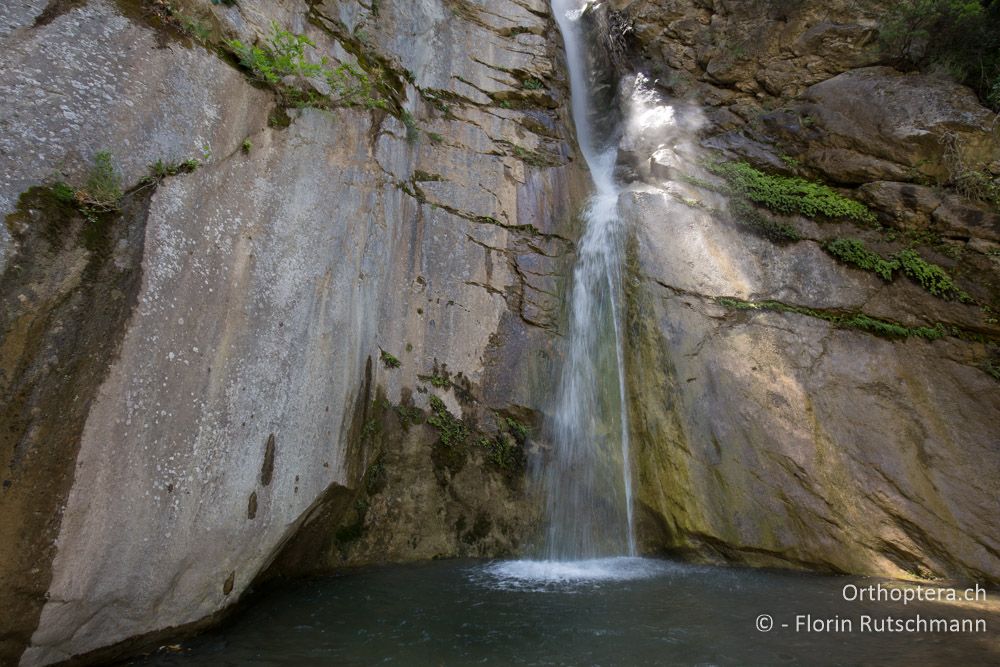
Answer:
[706, 161, 877, 224]
[824, 238, 973, 300]
[227, 24, 386, 110]
[881, 0, 1000, 108]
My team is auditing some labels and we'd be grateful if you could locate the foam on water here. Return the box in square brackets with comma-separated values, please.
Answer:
[478, 558, 672, 591]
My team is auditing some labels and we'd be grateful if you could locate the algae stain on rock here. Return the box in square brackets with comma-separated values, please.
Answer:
[260, 434, 276, 487]
[0, 182, 152, 665]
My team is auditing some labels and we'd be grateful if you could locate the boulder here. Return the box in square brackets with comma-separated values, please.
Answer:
[798, 67, 999, 183]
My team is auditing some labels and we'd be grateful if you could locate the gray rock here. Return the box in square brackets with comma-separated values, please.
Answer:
[799, 67, 999, 183]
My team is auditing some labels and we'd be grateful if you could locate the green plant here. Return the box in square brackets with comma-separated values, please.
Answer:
[522, 78, 544, 90]
[950, 167, 1000, 207]
[708, 162, 876, 223]
[395, 404, 423, 429]
[422, 373, 450, 388]
[380, 350, 401, 369]
[361, 418, 380, 441]
[144, 158, 199, 184]
[54, 151, 123, 221]
[226, 23, 379, 109]
[503, 417, 530, 443]
[780, 155, 801, 170]
[895, 249, 971, 300]
[427, 132, 444, 143]
[824, 238, 899, 281]
[842, 314, 944, 340]
[716, 297, 947, 340]
[401, 109, 420, 143]
[479, 434, 522, 470]
[81, 151, 122, 210]
[241, 139, 253, 154]
[178, 13, 212, 43]
[428, 396, 468, 449]
[729, 198, 802, 243]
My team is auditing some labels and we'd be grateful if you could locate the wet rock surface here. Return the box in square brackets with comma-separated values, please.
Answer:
[610, 0, 1000, 584]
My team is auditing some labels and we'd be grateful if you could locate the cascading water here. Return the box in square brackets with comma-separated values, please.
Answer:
[537, 0, 635, 561]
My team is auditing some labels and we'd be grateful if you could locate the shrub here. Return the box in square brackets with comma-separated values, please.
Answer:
[880, 0, 1000, 109]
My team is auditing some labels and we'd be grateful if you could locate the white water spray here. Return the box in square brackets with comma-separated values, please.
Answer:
[539, 0, 636, 561]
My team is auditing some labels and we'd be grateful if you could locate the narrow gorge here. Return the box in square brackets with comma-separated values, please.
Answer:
[0, 0, 998, 665]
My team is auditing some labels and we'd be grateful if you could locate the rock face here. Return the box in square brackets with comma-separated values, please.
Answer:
[2, 0, 999, 664]
[0, 0, 586, 664]
[611, 0, 1000, 583]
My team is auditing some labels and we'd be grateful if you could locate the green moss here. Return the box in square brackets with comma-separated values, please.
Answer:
[379, 350, 401, 369]
[824, 238, 899, 281]
[716, 297, 945, 340]
[707, 161, 876, 223]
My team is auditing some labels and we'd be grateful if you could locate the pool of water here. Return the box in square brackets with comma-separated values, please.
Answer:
[132, 558, 998, 666]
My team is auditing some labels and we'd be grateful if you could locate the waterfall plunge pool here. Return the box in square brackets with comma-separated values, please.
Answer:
[130, 558, 997, 666]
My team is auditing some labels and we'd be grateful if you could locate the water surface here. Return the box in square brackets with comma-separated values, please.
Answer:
[133, 559, 998, 666]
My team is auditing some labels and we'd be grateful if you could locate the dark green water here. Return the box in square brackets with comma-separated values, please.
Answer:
[132, 558, 997, 666]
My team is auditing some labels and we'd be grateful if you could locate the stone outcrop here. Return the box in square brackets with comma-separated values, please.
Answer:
[610, 0, 1000, 583]
[2, 0, 999, 664]
[0, 0, 586, 664]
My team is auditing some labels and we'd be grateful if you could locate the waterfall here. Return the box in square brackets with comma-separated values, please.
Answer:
[539, 0, 635, 560]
